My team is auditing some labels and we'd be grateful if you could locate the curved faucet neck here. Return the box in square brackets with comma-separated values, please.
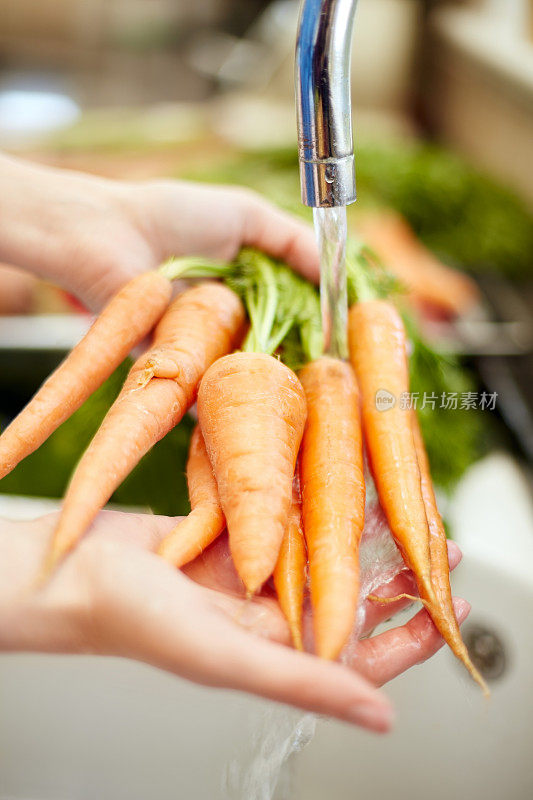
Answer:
[295, 0, 359, 208]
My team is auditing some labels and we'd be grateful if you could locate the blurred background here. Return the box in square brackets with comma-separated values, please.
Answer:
[0, 0, 533, 177]
[0, 0, 532, 185]
[1, 3, 533, 799]
[1, 0, 533, 507]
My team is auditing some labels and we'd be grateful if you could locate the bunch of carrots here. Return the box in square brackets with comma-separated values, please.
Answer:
[0, 244, 487, 694]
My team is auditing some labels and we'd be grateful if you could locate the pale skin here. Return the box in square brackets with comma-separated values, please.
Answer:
[0, 153, 471, 731]
[0, 512, 468, 733]
[0, 153, 319, 312]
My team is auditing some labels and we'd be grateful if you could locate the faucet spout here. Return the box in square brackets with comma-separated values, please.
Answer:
[295, 0, 359, 208]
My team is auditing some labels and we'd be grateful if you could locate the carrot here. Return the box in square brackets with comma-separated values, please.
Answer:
[349, 299, 487, 691]
[41, 282, 245, 577]
[273, 474, 307, 651]
[158, 425, 225, 567]
[0, 270, 172, 480]
[411, 412, 489, 694]
[355, 210, 479, 317]
[299, 357, 365, 660]
[198, 352, 307, 594]
[348, 299, 435, 604]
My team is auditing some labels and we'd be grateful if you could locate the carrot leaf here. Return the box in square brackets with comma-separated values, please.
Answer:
[346, 239, 403, 304]
[228, 249, 311, 356]
[159, 256, 231, 281]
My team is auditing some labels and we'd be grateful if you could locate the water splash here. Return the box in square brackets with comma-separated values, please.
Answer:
[221, 469, 406, 799]
[313, 205, 348, 360]
[223, 708, 316, 800]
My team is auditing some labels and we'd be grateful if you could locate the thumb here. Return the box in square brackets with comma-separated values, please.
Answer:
[241, 195, 319, 284]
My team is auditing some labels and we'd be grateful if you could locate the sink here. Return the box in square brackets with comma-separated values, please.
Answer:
[1, 454, 532, 799]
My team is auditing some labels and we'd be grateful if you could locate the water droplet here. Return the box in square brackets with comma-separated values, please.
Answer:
[324, 164, 336, 183]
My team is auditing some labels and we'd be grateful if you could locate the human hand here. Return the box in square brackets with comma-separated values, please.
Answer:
[0, 510, 469, 732]
[0, 263, 37, 314]
[183, 529, 469, 687]
[0, 153, 318, 312]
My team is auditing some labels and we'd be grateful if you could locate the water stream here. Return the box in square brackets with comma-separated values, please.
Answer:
[313, 205, 348, 360]
[223, 708, 316, 800]
[221, 204, 405, 800]
[221, 469, 406, 800]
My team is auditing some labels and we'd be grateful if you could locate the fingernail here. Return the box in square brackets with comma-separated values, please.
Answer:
[452, 597, 471, 622]
[446, 540, 463, 566]
[347, 701, 395, 732]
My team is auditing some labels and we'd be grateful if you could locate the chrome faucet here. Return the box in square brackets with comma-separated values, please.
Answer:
[295, 0, 359, 208]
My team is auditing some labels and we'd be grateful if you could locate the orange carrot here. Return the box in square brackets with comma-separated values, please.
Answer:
[42, 282, 245, 577]
[349, 299, 487, 691]
[198, 352, 307, 594]
[411, 412, 489, 693]
[273, 474, 307, 651]
[0, 270, 172, 480]
[299, 357, 365, 660]
[348, 300, 435, 603]
[158, 425, 225, 567]
[355, 210, 479, 318]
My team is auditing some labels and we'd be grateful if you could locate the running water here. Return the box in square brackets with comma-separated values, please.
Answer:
[223, 708, 316, 800]
[221, 475, 406, 799]
[313, 205, 348, 360]
[222, 207, 406, 797]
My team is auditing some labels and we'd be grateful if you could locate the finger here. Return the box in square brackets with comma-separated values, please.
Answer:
[446, 539, 462, 565]
[103, 550, 394, 733]
[353, 597, 471, 687]
[206, 614, 394, 732]
[361, 540, 462, 636]
[240, 193, 319, 283]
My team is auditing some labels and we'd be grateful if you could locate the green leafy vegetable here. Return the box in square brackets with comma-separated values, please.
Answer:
[186, 141, 533, 281]
[405, 318, 488, 489]
[162, 248, 323, 364]
[355, 143, 533, 280]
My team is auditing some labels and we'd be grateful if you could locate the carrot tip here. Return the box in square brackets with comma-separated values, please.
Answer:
[368, 594, 490, 695]
[291, 631, 304, 651]
[463, 656, 491, 697]
[157, 545, 174, 565]
[315, 645, 337, 661]
[33, 552, 60, 591]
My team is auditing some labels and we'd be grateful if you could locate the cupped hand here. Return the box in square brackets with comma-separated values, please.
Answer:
[0, 154, 318, 312]
[0, 511, 469, 733]
[183, 529, 470, 687]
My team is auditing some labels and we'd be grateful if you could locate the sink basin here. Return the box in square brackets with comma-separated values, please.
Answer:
[1, 454, 532, 799]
